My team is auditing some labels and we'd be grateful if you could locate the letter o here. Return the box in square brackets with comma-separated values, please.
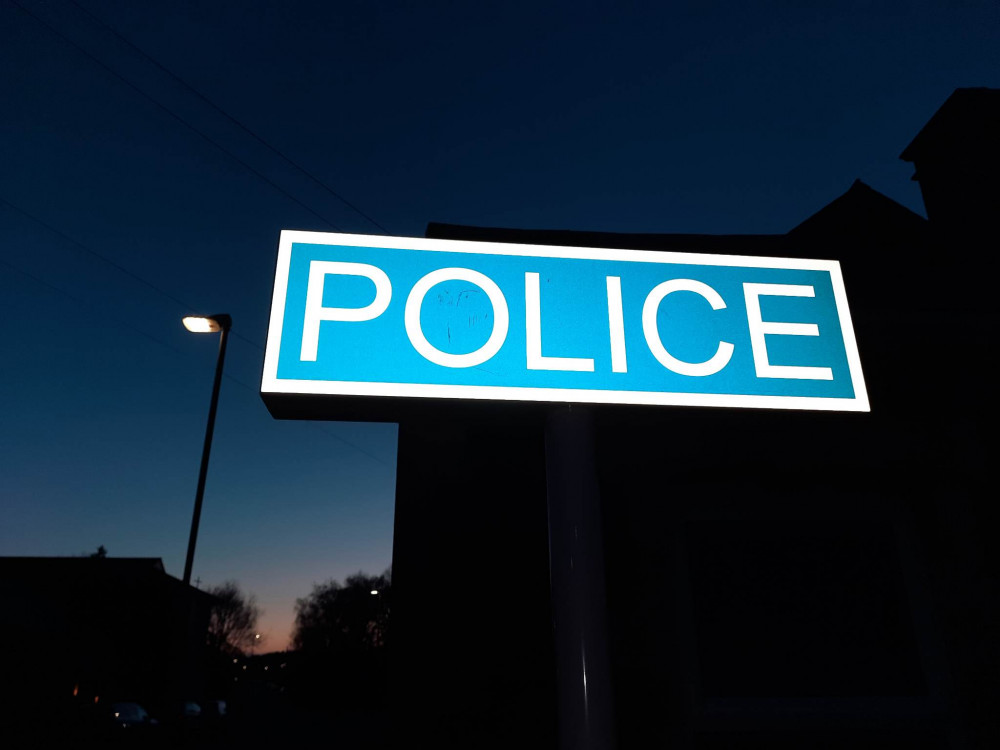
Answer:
[404, 268, 509, 368]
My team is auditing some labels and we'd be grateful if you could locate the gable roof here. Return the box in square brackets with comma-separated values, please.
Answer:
[0, 555, 166, 576]
[786, 179, 927, 245]
[428, 181, 927, 261]
[0, 555, 216, 611]
[900, 87, 1000, 164]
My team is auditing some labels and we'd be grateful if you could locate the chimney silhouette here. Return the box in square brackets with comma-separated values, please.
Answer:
[900, 87, 1000, 241]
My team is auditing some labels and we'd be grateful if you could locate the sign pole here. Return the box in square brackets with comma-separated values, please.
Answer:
[546, 405, 616, 749]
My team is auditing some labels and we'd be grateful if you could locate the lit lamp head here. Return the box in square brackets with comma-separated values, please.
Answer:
[182, 314, 232, 333]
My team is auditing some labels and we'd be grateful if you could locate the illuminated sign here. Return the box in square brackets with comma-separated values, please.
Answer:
[262, 231, 868, 412]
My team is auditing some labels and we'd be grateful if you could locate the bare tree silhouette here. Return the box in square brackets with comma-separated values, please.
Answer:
[206, 581, 261, 655]
[292, 569, 391, 654]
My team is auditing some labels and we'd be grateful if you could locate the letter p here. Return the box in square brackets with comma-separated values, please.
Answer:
[300, 261, 391, 361]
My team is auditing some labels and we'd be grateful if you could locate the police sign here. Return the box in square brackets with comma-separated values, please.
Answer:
[261, 231, 868, 413]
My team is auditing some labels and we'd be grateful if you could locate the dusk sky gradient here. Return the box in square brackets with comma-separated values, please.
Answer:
[1, 0, 997, 649]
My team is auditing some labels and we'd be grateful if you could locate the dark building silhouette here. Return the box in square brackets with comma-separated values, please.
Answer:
[0, 555, 214, 725]
[901, 87, 1000, 245]
[389, 88, 998, 748]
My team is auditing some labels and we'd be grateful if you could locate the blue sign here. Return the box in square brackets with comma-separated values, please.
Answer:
[262, 231, 868, 411]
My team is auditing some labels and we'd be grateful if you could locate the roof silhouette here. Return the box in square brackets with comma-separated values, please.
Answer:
[429, 179, 928, 262]
[0, 555, 209, 593]
[900, 86, 1000, 163]
[786, 179, 927, 244]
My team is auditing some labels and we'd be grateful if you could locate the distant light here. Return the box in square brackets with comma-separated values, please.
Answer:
[242, 665, 247, 671]
[182, 316, 222, 333]
[114, 712, 119, 718]
[264, 666, 269, 671]
[72, 684, 79, 697]
[370, 590, 379, 596]
[254, 633, 261, 640]
[94, 696, 99, 704]
[233, 658, 238, 664]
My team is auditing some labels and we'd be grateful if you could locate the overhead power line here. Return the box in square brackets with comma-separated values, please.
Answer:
[9, 0, 346, 233]
[1, 195, 195, 315]
[3, 2, 396, 467]
[1, 254, 391, 469]
[68, 0, 390, 235]
[0, 256, 185, 357]
[0, 194, 262, 353]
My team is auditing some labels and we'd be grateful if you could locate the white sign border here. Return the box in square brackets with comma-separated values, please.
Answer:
[262, 230, 870, 413]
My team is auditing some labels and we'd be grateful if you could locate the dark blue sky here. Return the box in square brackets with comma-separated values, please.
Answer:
[1, 0, 996, 647]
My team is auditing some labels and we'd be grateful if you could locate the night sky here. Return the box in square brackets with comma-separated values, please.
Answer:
[1, 0, 996, 649]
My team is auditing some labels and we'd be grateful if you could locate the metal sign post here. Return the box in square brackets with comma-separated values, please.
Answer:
[546, 406, 616, 749]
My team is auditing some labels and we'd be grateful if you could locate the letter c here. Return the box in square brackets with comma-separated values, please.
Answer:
[642, 279, 734, 376]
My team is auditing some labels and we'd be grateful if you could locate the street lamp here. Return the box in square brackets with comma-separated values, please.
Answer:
[181, 314, 232, 587]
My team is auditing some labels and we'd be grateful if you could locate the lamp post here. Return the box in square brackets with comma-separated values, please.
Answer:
[181, 314, 232, 587]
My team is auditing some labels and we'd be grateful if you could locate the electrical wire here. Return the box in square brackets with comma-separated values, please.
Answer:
[0, 193, 264, 352]
[1, 209, 392, 468]
[1, 256, 186, 357]
[6, 0, 394, 349]
[1, 195, 199, 317]
[3, 1, 396, 467]
[68, 0, 391, 235]
[8, 0, 347, 233]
